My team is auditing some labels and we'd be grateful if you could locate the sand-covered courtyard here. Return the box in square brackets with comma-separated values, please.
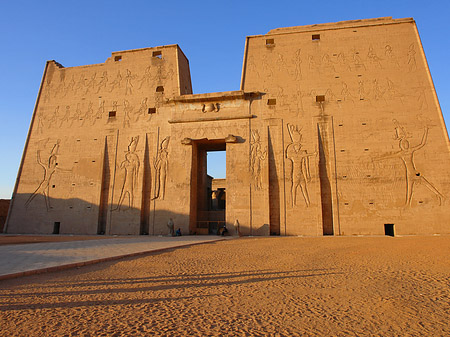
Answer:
[1, 236, 449, 336]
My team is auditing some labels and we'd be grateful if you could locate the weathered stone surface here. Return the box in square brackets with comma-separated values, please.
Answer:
[5, 17, 450, 236]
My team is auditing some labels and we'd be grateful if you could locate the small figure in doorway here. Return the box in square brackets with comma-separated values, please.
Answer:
[218, 224, 228, 236]
[175, 228, 182, 236]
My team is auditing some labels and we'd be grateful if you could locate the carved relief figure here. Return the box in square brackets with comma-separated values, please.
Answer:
[139, 66, 153, 89]
[407, 43, 417, 72]
[292, 49, 302, 80]
[25, 140, 66, 210]
[152, 136, 170, 200]
[136, 97, 148, 122]
[59, 105, 71, 127]
[110, 70, 122, 92]
[375, 120, 443, 206]
[250, 130, 267, 190]
[385, 44, 399, 67]
[74, 74, 86, 95]
[123, 100, 132, 128]
[96, 71, 109, 93]
[48, 106, 59, 128]
[367, 46, 382, 69]
[64, 75, 76, 96]
[285, 124, 316, 207]
[84, 73, 97, 95]
[341, 82, 354, 102]
[81, 102, 93, 126]
[322, 53, 336, 73]
[351, 50, 366, 71]
[114, 136, 140, 210]
[92, 100, 105, 125]
[125, 69, 134, 95]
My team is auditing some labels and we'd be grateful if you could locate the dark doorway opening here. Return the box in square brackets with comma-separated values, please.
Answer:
[190, 140, 226, 235]
[384, 223, 395, 237]
[53, 222, 60, 234]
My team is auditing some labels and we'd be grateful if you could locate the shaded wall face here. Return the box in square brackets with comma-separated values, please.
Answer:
[242, 19, 450, 235]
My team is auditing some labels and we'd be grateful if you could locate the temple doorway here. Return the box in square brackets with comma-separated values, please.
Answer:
[190, 140, 226, 235]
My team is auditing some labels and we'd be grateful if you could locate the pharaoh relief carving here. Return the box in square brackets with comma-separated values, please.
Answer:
[25, 140, 70, 210]
[374, 120, 443, 206]
[152, 136, 170, 200]
[202, 103, 220, 113]
[250, 130, 267, 190]
[114, 136, 140, 211]
[285, 124, 316, 207]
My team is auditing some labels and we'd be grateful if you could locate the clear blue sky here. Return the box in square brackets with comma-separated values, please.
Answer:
[1, 0, 449, 198]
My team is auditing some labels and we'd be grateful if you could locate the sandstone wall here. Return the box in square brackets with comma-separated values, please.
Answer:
[6, 17, 450, 236]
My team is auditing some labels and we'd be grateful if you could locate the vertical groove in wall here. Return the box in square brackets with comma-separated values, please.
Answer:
[281, 119, 286, 236]
[317, 122, 334, 235]
[330, 117, 341, 235]
[151, 127, 160, 235]
[97, 137, 110, 234]
[268, 125, 281, 235]
[107, 130, 120, 235]
[140, 135, 151, 235]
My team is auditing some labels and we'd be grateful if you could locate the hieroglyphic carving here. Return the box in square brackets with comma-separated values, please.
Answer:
[250, 130, 267, 190]
[152, 136, 170, 200]
[285, 124, 316, 207]
[367, 46, 382, 69]
[59, 105, 71, 127]
[110, 70, 122, 92]
[114, 136, 140, 210]
[81, 102, 93, 126]
[123, 100, 132, 128]
[64, 75, 75, 97]
[292, 49, 302, 80]
[341, 82, 354, 102]
[91, 100, 105, 125]
[74, 74, 86, 95]
[96, 71, 108, 93]
[84, 73, 97, 95]
[25, 140, 69, 210]
[36, 109, 45, 134]
[407, 43, 417, 72]
[125, 69, 134, 95]
[384, 45, 399, 67]
[375, 120, 443, 205]
[47, 106, 59, 128]
[322, 53, 336, 73]
[139, 66, 152, 89]
[351, 50, 366, 71]
[135, 97, 148, 122]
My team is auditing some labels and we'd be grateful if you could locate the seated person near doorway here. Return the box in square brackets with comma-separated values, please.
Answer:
[175, 228, 182, 236]
[218, 225, 228, 236]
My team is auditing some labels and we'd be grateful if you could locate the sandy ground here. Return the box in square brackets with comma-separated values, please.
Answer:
[0, 236, 449, 336]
